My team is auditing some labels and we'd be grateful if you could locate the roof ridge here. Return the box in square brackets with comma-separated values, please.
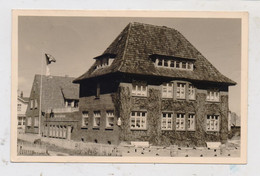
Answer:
[35, 74, 75, 79]
[118, 23, 132, 72]
[131, 21, 178, 31]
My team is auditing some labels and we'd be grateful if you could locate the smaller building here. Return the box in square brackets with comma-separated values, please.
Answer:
[25, 75, 79, 139]
[228, 111, 240, 138]
[17, 91, 29, 133]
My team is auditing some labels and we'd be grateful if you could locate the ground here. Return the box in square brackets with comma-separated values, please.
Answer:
[17, 132, 240, 157]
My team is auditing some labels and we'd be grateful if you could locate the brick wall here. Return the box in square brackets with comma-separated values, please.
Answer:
[117, 82, 229, 147]
[73, 93, 120, 145]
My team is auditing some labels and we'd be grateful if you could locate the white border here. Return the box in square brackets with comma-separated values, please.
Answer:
[11, 10, 248, 164]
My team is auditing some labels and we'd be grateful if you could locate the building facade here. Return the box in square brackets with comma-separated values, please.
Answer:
[25, 75, 79, 139]
[73, 22, 236, 147]
[17, 91, 29, 133]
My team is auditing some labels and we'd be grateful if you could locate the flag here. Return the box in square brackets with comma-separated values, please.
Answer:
[45, 53, 56, 65]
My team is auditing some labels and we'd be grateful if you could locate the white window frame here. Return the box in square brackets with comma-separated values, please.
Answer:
[82, 111, 89, 128]
[176, 83, 186, 99]
[130, 111, 147, 130]
[106, 110, 115, 128]
[181, 61, 187, 69]
[162, 83, 173, 98]
[63, 126, 67, 138]
[27, 117, 32, 126]
[206, 115, 220, 131]
[188, 84, 196, 100]
[34, 99, 38, 108]
[30, 100, 33, 109]
[34, 117, 39, 127]
[93, 111, 101, 128]
[206, 90, 220, 102]
[49, 125, 53, 137]
[188, 62, 194, 70]
[154, 58, 194, 71]
[17, 104, 21, 111]
[132, 84, 147, 97]
[188, 114, 195, 131]
[161, 112, 173, 130]
[176, 113, 185, 131]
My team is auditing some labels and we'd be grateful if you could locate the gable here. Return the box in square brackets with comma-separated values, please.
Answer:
[26, 75, 79, 114]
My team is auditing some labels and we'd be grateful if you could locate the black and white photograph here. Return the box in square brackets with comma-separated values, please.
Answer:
[11, 10, 248, 163]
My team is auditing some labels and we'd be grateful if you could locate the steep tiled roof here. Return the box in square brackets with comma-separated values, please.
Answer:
[32, 75, 79, 112]
[74, 22, 236, 85]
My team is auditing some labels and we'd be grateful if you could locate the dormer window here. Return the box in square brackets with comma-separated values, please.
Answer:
[94, 54, 116, 70]
[65, 99, 79, 108]
[153, 56, 194, 71]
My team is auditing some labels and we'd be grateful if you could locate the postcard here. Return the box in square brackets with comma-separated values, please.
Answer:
[11, 10, 248, 163]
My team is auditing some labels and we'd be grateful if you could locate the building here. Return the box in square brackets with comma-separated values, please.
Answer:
[25, 75, 79, 140]
[17, 91, 29, 133]
[72, 22, 236, 147]
[228, 111, 240, 137]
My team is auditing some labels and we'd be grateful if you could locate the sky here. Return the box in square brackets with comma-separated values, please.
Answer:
[18, 16, 241, 115]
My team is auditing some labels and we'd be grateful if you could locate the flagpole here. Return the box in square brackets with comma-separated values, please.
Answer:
[39, 48, 44, 137]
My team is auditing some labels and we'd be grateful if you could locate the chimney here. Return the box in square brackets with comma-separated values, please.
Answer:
[20, 91, 23, 98]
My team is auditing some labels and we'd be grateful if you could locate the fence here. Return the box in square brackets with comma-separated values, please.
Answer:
[40, 137, 121, 156]
[17, 140, 47, 156]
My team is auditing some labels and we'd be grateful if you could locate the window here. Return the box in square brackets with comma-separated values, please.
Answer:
[17, 104, 21, 111]
[34, 99, 38, 108]
[161, 112, 173, 130]
[106, 110, 114, 128]
[93, 111, 101, 128]
[101, 58, 108, 67]
[49, 125, 53, 137]
[34, 117, 39, 127]
[154, 58, 194, 71]
[206, 115, 219, 131]
[188, 114, 195, 131]
[162, 83, 173, 98]
[176, 83, 186, 99]
[132, 84, 147, 97]
[130, 111, 147, 130]
[164, 60, 169, 67]
[188, 63, 194, 70]
[176, 61, 180, 68]
[18, 117, 22, 125]
[206, 90, 220, 102]
[170, 60, 175, 68]
[30, 100, 33, 109]
[157, 59, 163, 66]
[96, 58, 113, 70]
[82, 111, 89, 128]
[96, 83, 100, 98]
[74, 101, 79, 108]
[188, 85, 195, 100]
[27, 117, 32, 126]
[176, 113, 185, 130]
[65, 100, 74, 107]
[181, 62, 187, 69]
[63, 126, 67, 138]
